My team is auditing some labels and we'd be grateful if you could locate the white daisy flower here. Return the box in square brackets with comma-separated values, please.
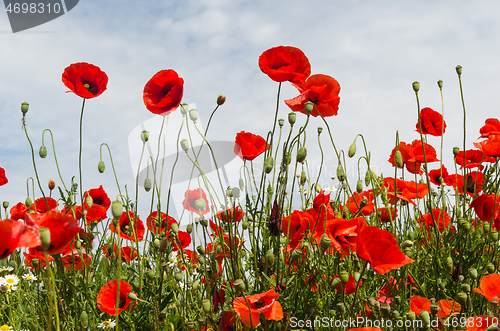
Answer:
[0, 325, 12, 331]
[167, 251, 178, 268]
[22, 274, 37, 281]
[3, 275, 19, 286]
[0, 266, 14, 273]
[97, 320, 116, 328]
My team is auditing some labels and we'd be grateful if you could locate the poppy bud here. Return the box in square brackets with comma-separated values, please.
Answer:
[437, 80, 443, 88]
[74, 240, 81, 250]
[317, 127, 323, 134]
[141, 130, 149, 143]
[98, 160, 105, 173]
[348, 142, 356, 158]
[337, 166, 345, 182]
[47, 179, 56, 191]
[239, 178, 244, 190]
[483, 222, 491, 233]
[412, 81, 420, 93]
[320, 234, 331, 250]
[288, 112, 296, 125]
[339, 270, 349, 285]
[85, 194, 93, 208]
[170, 223, 179, 234]
[291, 248, 302, 261]
[487, 262, 496, 274]
[180, 103, 189, 115]
[192, 280, 200, 290]
[331, 277, 341, 289]
[201, 299, 211, 313]
[39, 227, 51, 250]
[278, 119, 284, 127]
[217, 95, 226, 105]
[381, 303, 391, 317]
[354, 272, 360, 283]
[145, 270, 155, 281]
[232, 187, 240, 199]
[419, 309, 430, 326]
[392, 310, 400, 319]
[296, 147, 307, 163]
[395, 150, 403, 168]
[234, 279, 245, 292]
[185, 223, 193, 234]
[490, 230, 498, 242]
[111, 200, 123, 219]
[456, 65, 462, 76]
[264, 156, 274, 174]
[404, 247, 412, 258]
[180, 139, 189, 152]
[127, 292, 138, 301]
[174, 272, 183, 282]
[80, 310, 89, 328]
[430, 303, 439, 316]
[2, 201, 8, 209]
[153, 238, 160, 249]
[402, 240, 413, 248]
[25, 196, 32, 209]
[446, 256, 453, 272]
[39, 145, 47, 158]
[462, 283, 471, 293]
[265, 249, 275, 265]
[356, 180, 363, 194]
[486, 325, 499, 331]
[299, 171, 307, 186]
[21, 102, 29, 114]
[315, 184, 321, 193]
[143, 177, 152, 192]
[453, 147, 460, 156]
[456, 292, 467, 306]
[469, 268, 478, 279]
[364, 170, 371, 186]
[194, 199, 207, 213]
[368, 297, 377, 307]
[189, 109, 198, 122]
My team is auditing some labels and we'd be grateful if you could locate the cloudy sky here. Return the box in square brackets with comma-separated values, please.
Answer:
[1, 0, 499, 221]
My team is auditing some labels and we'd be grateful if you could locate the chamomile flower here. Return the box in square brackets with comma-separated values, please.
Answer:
[3, 275, 19, 286]
[0, 325, 12, 331]
[167, 251, 178, 268]
[22, 274, 37, 281]
[97, 320, 116, 328]
[0, 266, 14, 273]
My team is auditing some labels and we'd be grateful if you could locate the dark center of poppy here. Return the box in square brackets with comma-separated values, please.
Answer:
[163, 86, 172, 97]
[118, 297, 127, 308]
[83, 83, 95, 93]
[254, 298, 266, 309]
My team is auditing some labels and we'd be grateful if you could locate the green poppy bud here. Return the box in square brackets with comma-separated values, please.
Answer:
[85, 194, 93, 208]
[356, 180, 363, 194]
[288, 112, 296, 125]
[21, 102, 29, 114]
[174, 272, 183, 282]
[381, 303, 391, 317]
[420, 309, 430, 326]
[189, 109, 198, 122]
[392, 310, 400, 319]
[242, 221, 249, 231]
[437, 80, 443, 88]
[144, 178, 152, 192]
[353, 272, 361, 283]
[453, 147, 460, 156]
[446, 256, 453, 272]
[2, 201, 8, 209]
[170, 223, 179, 234]
[154, 238, 160, 249]
[348, 142, 356, 158]
[197, 256, 205, 265]
[111, 200, 123, 219]
[180, 103, 189, 115]
[456, 65, 462, 76]
[278, 119, 284, 127]
[403, 240, 414, 248]
[127, 292, 138, 301]
[304, 101, 314, 115]
[395, 150, 403, 168]
[141, 130, 149, 143]
[486, 325, 499, 331]
[337, 166, 345, 182]
[217, 95, 226, 105]
[487, 262, 496, 274]
[462, 283, 471, 293]
[239, 178, 244, 190]
[339, 270, 349, 285]
[80, 310, 89, 328]
[490, 230, 498, 241]
[146, 270, 155, 281]
[234, 279, 245, 292]
[296, 147, 307, 163]
[291, 248, 302, 262]
[98, 160, 105, 173]
[39, 145, 47, 158]
[320, 233, 331, 250]
[202, 299, 211, 313]
[469, 268, 478, 279]
[483, 222, 491, 233]
[315, 184, 321, 193]
[196, 245, 205, 255]
[25, 196, 32, 209]
[74, 240, 81, 250]
[331, 277, 341, 289]
[32, 258, 39, 268]
[364, 170, 371, 186]
[186, 223, 193, 234]
[264, 156, 274, 174]
[194, 199, 207, 213]
[265, 249, 275, 265]
[192, 280, 200, 290]
[412, 81, 420, 93]
[300, 171, 306, 186]
[180, 139, 189, 152]
[39, 227, 51, 250]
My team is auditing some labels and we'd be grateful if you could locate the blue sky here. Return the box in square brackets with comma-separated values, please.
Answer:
[1, 0, 500, 220]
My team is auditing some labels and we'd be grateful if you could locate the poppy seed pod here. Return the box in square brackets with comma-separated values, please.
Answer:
[234, 279, 245, 292]
[39, 145, 47, 158]
[288, 112, 296, 125]
[490, 230, 499, 241]
[291, 248, 302, 262]
[336, 302, 345, 314]
[356, 180, 363, 194]
[487, 262, 496, 274]
[462, 283, 471, 293]
[196, 245, 205, 255]
[80, 310, 89, 328]
[111, 200, 123, 219]
[170, 223, 179, 234]
[456, 65, 462, 76]
[317, 127, 323, 134]
[453, 147, 460, 156]
[483, 222, 491, 233]
[456, 292, 467, 306]
[180, 139, 189, 152]
[180, 103, 189, 115]
[437, 80, 443, 88]
[141, 130, 149, 143]
[21, 102, 29, 114]
[2, 201, 8, 209]
[144, 177, 152, 192]
[430, 303, 439, 316]
[339, 270, 349, 285]
[217, 95, 226, 105]
[189, 109, 198, 122]
[25, 196, 32, 209]
[48, 179, 56, 191]
[174, 272, 183, 282]
[419, 310, 430, 326]
[232, 187, 240, 199]
[264, 156, 274, 174]
[146, 270, 155, 281]
[469, 268, 478, 279]
[201, 299, 211, 313]
[395, 150, 403, 168]
[98, 160, 105, 173]
[242, 220, 249, 229]
[331, 277, 341, 289]
[194, 199, 207, 213]
[74, 240, 81, 250]
[320, 233, 331, 250]
[296, 147, 307, 163]
[380, 303, 391, 317]
[304, 101, 314, 115]
[348, 142, 356, 158]
[412, 81, 420, 93]
[278, 119, 284, 127]
[39, 227, 51, 250]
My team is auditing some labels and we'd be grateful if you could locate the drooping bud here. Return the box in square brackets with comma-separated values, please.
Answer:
[337, 166, 345, 182]
[25, 197, 32, 209]
[364, 170, 371, 186]
[446, 256, 453, 272]
[348, 142, 357, 158]
[141, 130, 149, 143]
[242, 220, 249, 230]
[456, 65, 462, 76]
[39, 227, 51, 250]
[296, 147, 307, 163]
[180, 103, 189, 115]
[232, 187, 240, 199]
[356, 180, 363, 194]
[217, 95, 226, 105]
[98, 160, 105, 173]
[85, 194, 93, 208]
[186, 223, 193, 234]
[288, 112, 296, 125]
[39, 145, 47, 158]
[189, 109, 198, 122]
[21, 102, 29, 114]
[304, 101, 314, 115]
[300, 171, 306, 186]
[180, 139, 189, 152]
[412, 81, 420, 93]
[144, 178, 152, 192]
[265, 249, 275, 265]
[315, 184, 321, 193]
[395, 150, 403, 168]
[111, 200, 123, 219]
[48, 179, 56, 191]
[264, 156, 274, 174]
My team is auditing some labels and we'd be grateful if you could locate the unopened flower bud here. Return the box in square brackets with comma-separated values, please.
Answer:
[412, 81, 420, 93]
[74, 240, 81, 250]
[39, 145, 47, 158]
[159, 237, 168, 253]
[127, 292, 138, 300]
[395, 150, 403, 168]
[296, 147, 307, 163]
[348, 142, 357, 158]
[180, 103, 188, 115]
[265, 249, 275, 265]
[153, 238, 160, 249]
[456, 65, 462, 76]
[337, 166, 345, 182]
[304, 101, 314, 115]
[85, 194, 93, 208]
[320, 233, 331, 250]
[300, 171, 306, 186]
[456, 291, 467, 306]
[331, 277, 341, 289]
[483, 222, 491, 233]
[180, 139, 189, 152]
[231, 187, 240, 199]
[39, 227, 51, 250]
[234, 279, 245, 292]
[487, 262, 496, 274]
[25, 196, 32, 209]
[146, 270, 155, 281]
[356, 180, 363, 194]
[469, 268, 478, 279]
[202, 299, 211, 313]
[288, 112, 296, 125]
[216, 95, 226, 105]
[490, 230, 498, 241]
[144, 178, 152, 192]
[98, 160, 105, 173]
[437, 80, 443, 88]
[264, 156, 274, 174]
[80, 310, 89, 328]
[48, 179, 56, 191]
[174, 272, 183, 282]
[141, 130, 149, 142]
[189, 109, 198, 122]
[364, 170, 371, 186]
[186, 223, 193, 234]
[420, 309, 430, 326]
[21, 102, 29, 114]
[339, 270, 349, 285]
[170, 222, 179, 234]
[111, 200, 123, 219]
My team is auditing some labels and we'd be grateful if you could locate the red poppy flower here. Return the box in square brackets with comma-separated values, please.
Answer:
[23, 247, 54, 270]
[232, 289, 283, 327]
[9, 202, 28, 220]
[182, 188, 210, 215]
[317, 217, 360, 256]
[419, 209, 452, 233]
[444, 171, 484, 195]
[383, 177, 429, 205]
[0, 167, 7, 186]
[377, 207, 397, 223]
[473, 274, 500, 302]
[312, 190, 335, 219]
[479, 118, 500, 138]
[356, 218, 414, 274]
[218, 310, 235, 331]
[346, 192, 375, 216]
[103, 243, 138, 263]
[281, 210, 314, 251]
[0, 219, 41, 259]
[409, 295, 431, 316]
[470, 194, 500, 222]
[62, 62, 108, 99]
[416, 107, 446, 136]
[474, 134, 500, 157]
[428, 165, 449, 186]
[83, 185, 110, 224]
[258, 46, 311, 84]
[61, 249, 91, 271]
[143, 69, 184, 116]
[435, 299, 461, 318]
[146, 211, 178, 235]
[209, 219, 225, 237]
[456, 149, 495, 169]
[234, 131, 270, 161]
[215, 207, 244, 223]
[32, 197, 58, 213]
[389, 140, 439, 175]
[108, 211, 145, 242]
[377, 277, 398, 305]
[97, 279, 137, 316]
[333, 274, 361, 294]
[466, 316, 498, 331]
[25, 211, 80, 255]
[285, 74, 341, 118]
[167, 230, 192, 252]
